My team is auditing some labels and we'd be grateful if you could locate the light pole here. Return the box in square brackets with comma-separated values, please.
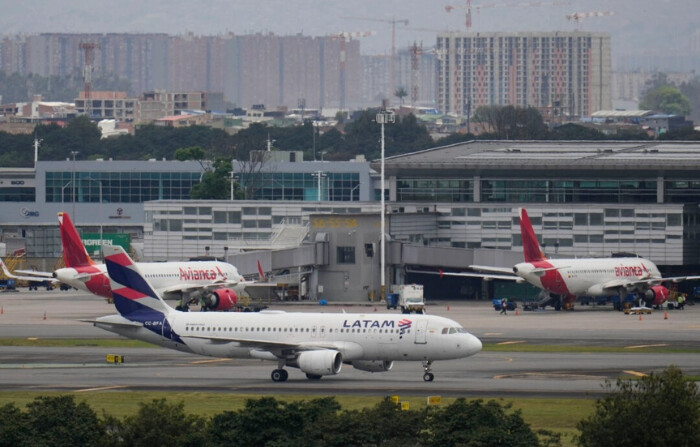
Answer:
[376, 110, 395, 302]
[70, 151, 79, 221]
[312, 171, 326, 202]
[61, 181, 72, 211]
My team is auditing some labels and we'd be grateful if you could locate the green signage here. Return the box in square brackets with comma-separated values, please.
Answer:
[81, 233, 131, 256]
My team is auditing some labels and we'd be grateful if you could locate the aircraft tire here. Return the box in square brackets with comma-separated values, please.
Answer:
[271, 369, 288, 382]
[423, 372, 434, 382]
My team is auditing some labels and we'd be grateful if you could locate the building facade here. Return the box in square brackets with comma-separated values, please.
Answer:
[436, 32, 612, 117]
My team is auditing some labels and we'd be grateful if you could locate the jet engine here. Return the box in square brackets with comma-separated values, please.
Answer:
[200, 288, 237, 311]
[642, 285, 669, 306]
[296, 350, 342, 376]
[350, 360, 393, 373]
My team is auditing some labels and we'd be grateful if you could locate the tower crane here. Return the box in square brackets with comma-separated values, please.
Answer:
[329, 31, 376, 109]
[342, 16, 409, 99]
[566, 10, 616, 29]
[79, 42, 101, 118]
[445, 1, 570, 30]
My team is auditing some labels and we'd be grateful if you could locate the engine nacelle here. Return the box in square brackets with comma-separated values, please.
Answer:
[642, 285, 669, 306]
[351, 360, 393, 373]
[296, 350, 342, 376]
[201, 288, 237, 311]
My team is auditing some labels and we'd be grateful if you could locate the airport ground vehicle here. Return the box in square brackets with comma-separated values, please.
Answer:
[391, 284, 426, 314]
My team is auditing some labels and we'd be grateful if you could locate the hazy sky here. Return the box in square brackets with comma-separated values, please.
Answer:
[1, 0, 696, 59]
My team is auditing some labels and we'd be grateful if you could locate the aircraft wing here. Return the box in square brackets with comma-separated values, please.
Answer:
[407, 267, 523, 282]
[602, 274, 700, 292]
[184, 333, 361, 358]
[468, 265, 516, 275]
[0, 260, 57, 283]
[160, 280, 241, 296]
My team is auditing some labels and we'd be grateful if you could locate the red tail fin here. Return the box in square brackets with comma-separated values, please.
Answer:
[519, 208, 547, 262]
[257, 260, 266, 281]
[58, 212, 96, 267]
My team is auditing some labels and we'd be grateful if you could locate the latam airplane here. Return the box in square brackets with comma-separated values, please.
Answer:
[92, 244, 482, 382]
[418, 208, 700, 310]
[4, 212, 249, 311]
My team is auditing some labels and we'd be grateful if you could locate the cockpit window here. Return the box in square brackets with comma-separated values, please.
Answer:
[441, 327, 468, 334]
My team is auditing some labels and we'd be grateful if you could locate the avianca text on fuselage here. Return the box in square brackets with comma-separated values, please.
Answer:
[614, 263, 649, 278]
[178, 266, 227, 282]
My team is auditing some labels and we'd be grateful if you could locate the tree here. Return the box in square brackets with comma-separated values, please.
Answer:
[576, 366, 700, 447]
[116, 398, 205, 447]
[420, 398, 556, 447]
[191, 157, 232, 200]
[394, 86, 408, 106]
[0, 403, 27, 447]
[23, 395, 104, 447]
[473, 105, 549, 139]
[550, 123, 606, 140]
[206, 397, 340, 447]
[640, 85, 691, 116]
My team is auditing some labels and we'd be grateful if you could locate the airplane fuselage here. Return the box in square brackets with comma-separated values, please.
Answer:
[513, 257, 661, 297]
[54, 261, 242, 299]
[95, 310, 482, 363]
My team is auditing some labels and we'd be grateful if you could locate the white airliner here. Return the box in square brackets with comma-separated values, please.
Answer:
[92, 245, 482, 382]
[417, 208, 700, 309]
[6, 212, 253, 311]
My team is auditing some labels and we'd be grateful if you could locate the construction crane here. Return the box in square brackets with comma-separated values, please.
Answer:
[329, 31, 376, 109]
[445, 1, 570, 30]
[342, 16, 409, 100]
[410, 42, 438, 106]
[566, 10, 616, 29]
[79, 42, 100, 118]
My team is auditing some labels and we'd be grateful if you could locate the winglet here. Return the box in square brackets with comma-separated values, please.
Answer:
[519, 208, 547, 262]
[0, 259, 15, 279]
[58, 212, 96, 268]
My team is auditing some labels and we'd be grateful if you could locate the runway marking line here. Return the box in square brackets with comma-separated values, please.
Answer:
[496, 340, 526, 345]
[191, 358, 232, 365]
[483, 332, 503, 336]
[624, 343, 669, 349]
[76, 385, 127, 392]
[622, 370, 648, 377]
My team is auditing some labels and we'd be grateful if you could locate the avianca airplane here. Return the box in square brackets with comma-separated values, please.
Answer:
[7, 212, 251, 311]
[419, 208, 700, 309]
[93, 244, 482, 382]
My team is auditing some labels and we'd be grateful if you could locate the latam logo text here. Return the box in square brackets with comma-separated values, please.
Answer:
[342, 319, 409, 329]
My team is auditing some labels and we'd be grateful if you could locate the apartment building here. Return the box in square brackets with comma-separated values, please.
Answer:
[436, 31, 611, 117]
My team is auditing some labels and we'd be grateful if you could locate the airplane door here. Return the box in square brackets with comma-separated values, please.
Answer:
[414, 320, 428, 344]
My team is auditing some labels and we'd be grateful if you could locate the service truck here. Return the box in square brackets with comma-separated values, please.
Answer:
[391, 284, 426, 314]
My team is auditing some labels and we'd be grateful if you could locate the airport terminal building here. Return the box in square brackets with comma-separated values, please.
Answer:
[1, 140, 700, 301]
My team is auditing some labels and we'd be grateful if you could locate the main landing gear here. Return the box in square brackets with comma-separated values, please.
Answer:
[271, 368, 289, 382]
[422, 360, 434, 382]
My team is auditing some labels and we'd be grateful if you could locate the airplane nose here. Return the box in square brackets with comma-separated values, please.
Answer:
[464, 334, 482, 356]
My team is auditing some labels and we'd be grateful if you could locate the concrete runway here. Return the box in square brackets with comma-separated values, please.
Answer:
[1, 289, 699, 397]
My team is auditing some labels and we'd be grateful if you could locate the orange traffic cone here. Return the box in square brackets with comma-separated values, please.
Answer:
[374, 307, 377, 312]
[638, 314, 642, 321]
[447, 305, 450, 311]
[664, 311, 668, 320]
[515, 309, 519, 316]
[0, 306, 3, 314]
